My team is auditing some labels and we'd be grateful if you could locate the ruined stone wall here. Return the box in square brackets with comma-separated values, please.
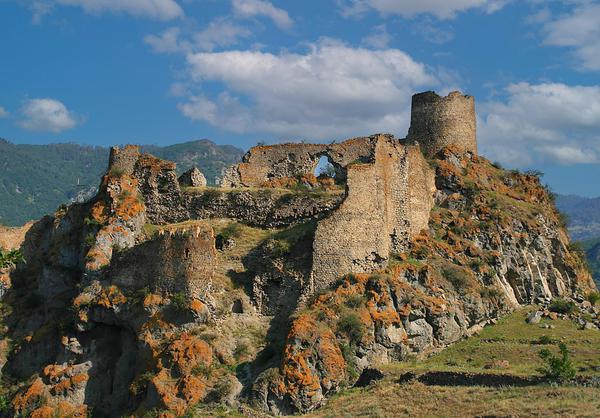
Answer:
[310, 137, 436, 290]
[110, 225, 216, 300]
[221, 136, 379, 188]
[108, 145, 142, 176]
[407, 91, 477, 157]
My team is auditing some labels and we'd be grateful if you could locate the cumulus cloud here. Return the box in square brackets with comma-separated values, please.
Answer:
[29, 0, 183, 21]
[339, 0, 510, 19]
[479, 82, 600, 166]
[0, 107, 8, 118]
[177, 39, 438, 139]
[232, 0, 293, 29]
[19, 98, 78, 133]
[540, 2, 600, 71]
[145, 19, 252, 54]
[361, 24, 391, 49]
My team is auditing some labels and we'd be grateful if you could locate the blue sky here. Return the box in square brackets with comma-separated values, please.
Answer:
[1, 0, 599, 195]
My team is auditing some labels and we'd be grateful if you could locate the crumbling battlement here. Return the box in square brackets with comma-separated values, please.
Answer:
[221, 135, 380, 188]
[108, 145, 142, 176]
[407, 91, 477, 157]
[310, 137, 436, 289]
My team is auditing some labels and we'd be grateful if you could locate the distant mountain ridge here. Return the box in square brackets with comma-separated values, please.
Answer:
[0, 138, 244, 226]
[555, 194, 600, 241]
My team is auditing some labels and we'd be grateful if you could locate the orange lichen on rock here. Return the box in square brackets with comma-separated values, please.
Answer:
[167, 333, 212, 376]
[13, 377, 48, 414]
[96, 285, 127, 309]
[143, 293, 163, 308]
[176, 375, 206, 404]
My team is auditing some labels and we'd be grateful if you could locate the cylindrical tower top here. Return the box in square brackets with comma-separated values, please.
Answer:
[407, 91, 477, 158]
[108, 145, 141, 176]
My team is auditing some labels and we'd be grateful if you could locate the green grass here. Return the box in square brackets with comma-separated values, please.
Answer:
[306, 307, 600, 418]
[385, 307, 600, 377]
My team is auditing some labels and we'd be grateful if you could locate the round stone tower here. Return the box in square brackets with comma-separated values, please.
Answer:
[407, 91, 477, 157]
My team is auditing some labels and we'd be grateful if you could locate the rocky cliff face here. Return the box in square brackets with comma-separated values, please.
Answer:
[0, 140, 595, 417]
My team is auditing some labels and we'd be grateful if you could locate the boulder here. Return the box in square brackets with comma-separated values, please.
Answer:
[526, 311, 543, 324]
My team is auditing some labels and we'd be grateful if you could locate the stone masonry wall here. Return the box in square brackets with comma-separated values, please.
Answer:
[221, 136, 379, 188]
[407, 91, 477, 157]
[110, 225, 216, 300]
[310, 137, 436, 290]
[108, 145, 142, 176]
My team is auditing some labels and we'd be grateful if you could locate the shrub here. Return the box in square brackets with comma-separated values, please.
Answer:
[479, 287, 503, 300]
[538, 342, 576, 382]
[0, 248, 25, 269]
[84, 217, 102, 227]
[337, 312, 365, 343]
[108, 166, 125, 177]
[0, 394, 9, 414]
[441, 265, 470, 290]
[534, 335, 556, 345]
[270, 240, 291, 258]
[171, 292, 188, 311]
[586, 291, 600, 306]
[345, 294, 364, 309]
[219, 222, 243, 241]
[84, 233, 96, 248]
[548, 298, 577, 315]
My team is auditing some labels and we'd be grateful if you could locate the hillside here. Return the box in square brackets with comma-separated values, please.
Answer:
[0, 139, 243, 226]
[580, 237, 600, 288]
[555, 194, 600, 241]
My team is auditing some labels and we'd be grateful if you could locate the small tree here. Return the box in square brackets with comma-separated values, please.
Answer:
[538, 342, 576, 382]
[0, 248, 25, 269]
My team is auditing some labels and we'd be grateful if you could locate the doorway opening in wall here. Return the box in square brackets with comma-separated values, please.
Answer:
[313, 155, 346, 191]
[315, 156, 337, 179]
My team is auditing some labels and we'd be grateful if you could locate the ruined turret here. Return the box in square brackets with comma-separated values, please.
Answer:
[407, 91, 477, 157]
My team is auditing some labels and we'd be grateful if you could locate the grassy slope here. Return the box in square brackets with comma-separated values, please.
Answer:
[308, 308, 600, 418]
[187, 308, 600, 417]
[0, 139, 243, 226]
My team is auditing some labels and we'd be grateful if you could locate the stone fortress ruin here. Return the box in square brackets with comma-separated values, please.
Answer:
[219, 90, 476, 291]
[98, 90, 477, 309]
[6, 88, 596, 418]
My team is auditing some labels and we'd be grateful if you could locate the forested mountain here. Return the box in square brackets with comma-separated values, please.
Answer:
[0, 138, 243, 226]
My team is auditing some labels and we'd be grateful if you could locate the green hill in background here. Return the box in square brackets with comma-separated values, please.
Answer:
[0, 138, 243, 226]
[556, 194, 600, 241]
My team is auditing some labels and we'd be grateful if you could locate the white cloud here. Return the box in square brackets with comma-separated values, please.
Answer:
[339, 0, 510, 20]
[30, 0, 183, 21]
[178, 39, 438, 139]
[0, 107, 8, 118]
[19, 98, 78, 133]
[145, 19, 251, 54]
[541, 2, 600, 71]
[479, 82, 600, 166]
[194, 18, 252, 51]
[232, 0, 293, 29]
[145, 27, 188, 53]
[361, 24, 391, 49]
